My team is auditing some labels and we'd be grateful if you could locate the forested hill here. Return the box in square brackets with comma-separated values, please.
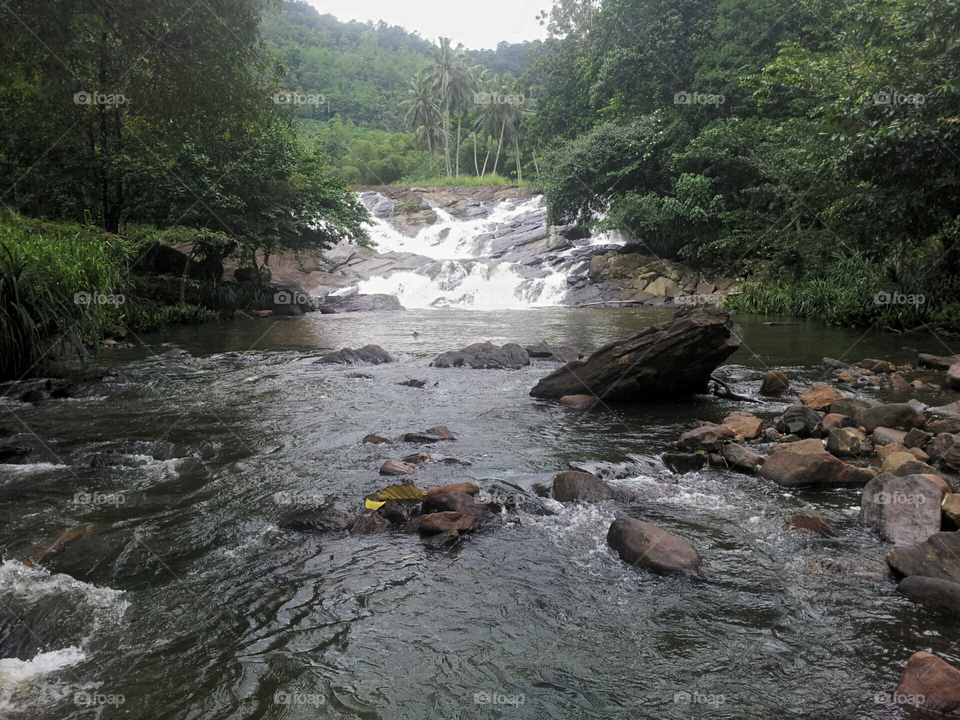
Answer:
[260, 0, 540, 132]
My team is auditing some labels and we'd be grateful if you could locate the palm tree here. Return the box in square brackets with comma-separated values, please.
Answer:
[401, 70, 444, 175]
[510, 99, 533, 182]
[424, 37, 472, 177]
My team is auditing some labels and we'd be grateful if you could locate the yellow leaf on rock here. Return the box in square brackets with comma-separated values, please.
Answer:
[379, 484, 424, 501]
[365, 499, 386, 510]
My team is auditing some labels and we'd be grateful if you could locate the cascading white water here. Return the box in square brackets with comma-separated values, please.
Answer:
[355, 197, 571, 310]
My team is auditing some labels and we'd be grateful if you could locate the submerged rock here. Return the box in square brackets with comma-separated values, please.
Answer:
[783, 510, 838, 537]
[759, 369, 790, 397]
[431, 341, 530, 369]
[279, 508, 355, 533]
[662, 452, 708, 474]
[529, 307, 742, 401]
[315, 344, 394, 365]
[379, 460, 417, 476]
[410, 511, 480, 534]
[402, 425, 456, 443]
[897, 576, 960, 618]
[606, 516, 702, 576]
[551, 470, 613, 503]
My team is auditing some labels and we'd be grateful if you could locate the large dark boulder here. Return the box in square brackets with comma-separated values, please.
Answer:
[278, 508, 354, 533]
[314, 344, 394, 365]
[897, 577, 960, 617]
[606, 516, 702, 576]
[552, 471, 613, 503]
[321, 294, 405, 313]
[431, 341, 530, 369]
[775, 404, 823, 438]
[759, 438, 876, 487]
[896, 652, 960, 717]
[529, 308, 742, 401]
[886, 531, 960, 582]
[854, 403, 926, 433]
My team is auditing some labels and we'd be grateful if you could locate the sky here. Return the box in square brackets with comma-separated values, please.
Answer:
[304, 0, 551, 50]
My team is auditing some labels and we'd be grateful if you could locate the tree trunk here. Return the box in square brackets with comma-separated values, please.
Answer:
[455, 116, 462, 177]
[514, 134, 522, 182]
[492, 117, 506, 175]
[443, 97, 452, 177]
[473, 131, 480, 176]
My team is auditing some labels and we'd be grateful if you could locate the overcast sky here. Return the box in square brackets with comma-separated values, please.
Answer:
[304, 0, 551, 50]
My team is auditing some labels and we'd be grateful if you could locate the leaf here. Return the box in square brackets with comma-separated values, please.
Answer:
[379, 484, 424, 501]
[365, 498, 386, 510]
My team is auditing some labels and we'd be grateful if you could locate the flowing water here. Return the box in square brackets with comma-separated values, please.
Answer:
[2, 206, 960, 719]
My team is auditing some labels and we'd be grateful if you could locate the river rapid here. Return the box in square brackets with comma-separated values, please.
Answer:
[2, 308, 959, 720]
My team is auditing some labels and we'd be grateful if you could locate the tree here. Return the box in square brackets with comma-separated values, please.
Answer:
[424, 37, 473, 177]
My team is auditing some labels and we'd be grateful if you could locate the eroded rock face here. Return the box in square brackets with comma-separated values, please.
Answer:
[431, 342, 530, 370]
[606, 516, 702, 576]
[530, 308, 742, 401]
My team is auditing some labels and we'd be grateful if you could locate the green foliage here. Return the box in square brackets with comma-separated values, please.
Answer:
[123, 304, 220, 334]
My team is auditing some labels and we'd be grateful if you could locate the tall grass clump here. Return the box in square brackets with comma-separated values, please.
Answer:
[0, 214, 130, 380]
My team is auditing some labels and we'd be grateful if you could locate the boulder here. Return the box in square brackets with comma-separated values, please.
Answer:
[379, 460, 417, 476]
[403, 426, 456, 443]
[859, 358, 897, 373]
[410, 511, 480, 534]
[890, 373, 910, 392]
[422, 491, 486, 519]
[350, 512, 394, 535]
[823, 357, 851, 370]
[432, 341, 530, 370]
[872, 427, 907, 445]
[821, 413, 855, 432]
[721, 443, 763, 473]
[759, 370, 790, 397]
[928, 418, 960, 434]
[560, 394, 599, 408]
[320, 294, 404, 313]
[401, 452, 431, 464]
[943, 494, 960, 526]
[279, 508, 355, 533]
[799, 383, 843, 411]
[662, 452, 708, 474]
[941, 443, 960, 472]
[886, 531, 960, 582]
[552, 471, 614, 503]
[529, 307, 742, 401]
[606, 516, 702, 576]
[775, 404, 823, 438]
[903, 428, 933, 448]
[926, 433, 959, 462]
[920, 353, 960, 370]
[826, 427, 868, 457]
[677, 425, 736, 452]
[783, 509, 838, 537]
[854, 403, 926, 433]
[422, 482, 479, 500]
[829, 397, 877, 417]
[421, 529, 461, 548]
[860, 473, 943, 545]
[897, 577, 960, 617]
[895, 652, 960, 717]
[548, 346, 583, 362]
[315, 344, 394, 365]
[760, 438, 876, 487]
[948, 363, 960, 391]
[722, 412, 763, 440]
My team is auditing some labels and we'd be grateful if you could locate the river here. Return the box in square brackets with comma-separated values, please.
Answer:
[2, 305, 959, 719]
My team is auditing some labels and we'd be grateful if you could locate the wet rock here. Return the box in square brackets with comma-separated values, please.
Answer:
[315, 344, 394, 365]
[948, 363, 960, 391]
[320, 294, 404, 313]
[431, 341, 530, 370]
[823, 357, 851, 370]
[882, 452, 941, 479]
[547, 346, 583, 362]
[760, 438, 876, 487]
[410, 511, 480, 534]
[919, 353, 960, 370]
[799, 383, 844, 411]
[859, 358, 896, 373]
[826, 427, 869, 457]
[401, 452, 431, 464]
[530, 308, 742, 401]
[860, 473, 942, 545]
[422, 482, 480, 500]
[18, 389, 44, 404]
[783, 509, 838, 537]
[560, 394, 599, 408]
[926, 433, 959, 462]
[890, 372, 910, 392]
[525, 341, 555, 358]
[606, 516, 702, 577]
[722, 412, 763, 440]
[279, 508, 355, 533]
[421, 529, 461, 548]
[822, 413, 855, 433]
[904, 428, 933, 448]
[662, 452, 708, 474]
[944, 494, 960, 526]
[378, 500, 408, 525]
[351, 512, 394, 534]
[897, 577, 960, 617]
[759, 369, 790, 396]
[929, 400, 960, 415]
[877, 442, 909, 460]
[854, 403, 926, 433]
[0, 444, 33, 463]
[927, 417, 960, 434]
[721, 443, 763, 473]
[775, 404, 822, 438]
[397, 378, 427, 388]
[379, 460, 417, 476]
[89, 451, 147, 468]
[762, 427, 781, 442]
[403, 425, 456, 443]
[872, 427, 907, 445]
[552, 470, 613, 503]
[677, 425, 736, 452]
[941, 443, 960, 472]
[422, 491, 486, 518]
[363, 434, 392, 444]
[895, 651, 960, 717]
[887, 531, 960, 582]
